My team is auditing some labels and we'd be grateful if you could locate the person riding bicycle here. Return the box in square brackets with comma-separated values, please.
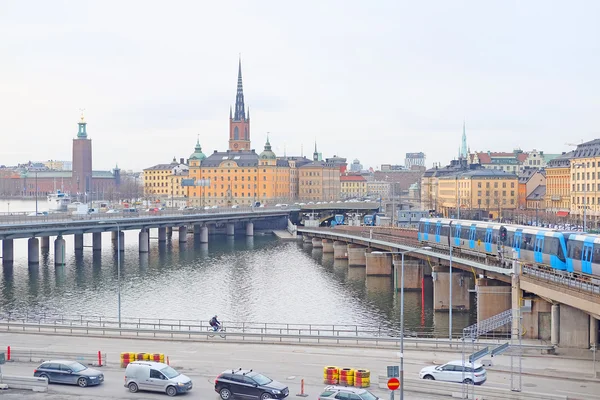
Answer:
[209, 315, 221, 332]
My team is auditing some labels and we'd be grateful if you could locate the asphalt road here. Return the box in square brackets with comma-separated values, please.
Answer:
[0, 332, 598, 399]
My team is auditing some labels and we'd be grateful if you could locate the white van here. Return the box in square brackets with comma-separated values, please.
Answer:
[124, 361, 192, 396]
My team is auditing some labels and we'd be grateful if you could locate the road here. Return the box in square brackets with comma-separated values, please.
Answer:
[0, 332, 598, 399]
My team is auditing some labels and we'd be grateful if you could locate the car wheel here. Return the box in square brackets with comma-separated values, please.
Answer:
[128, 382, 139, 393]
[260, 393, 273, 400]
[39, 373, 50, 383]
[219, 387, 232, 400]
[77, 377, 88, 387]
[166, 385, 177, 396]
[463, 378, 473, 384]
[423, 375, 435, 380]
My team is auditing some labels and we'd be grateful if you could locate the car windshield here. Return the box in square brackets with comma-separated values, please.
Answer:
[66, 362, 87, 373]
[474, 366, 484, 373]
[250, 373, 272, 385]
[360, 390, 378, 400]
[160, 366, 180, 379]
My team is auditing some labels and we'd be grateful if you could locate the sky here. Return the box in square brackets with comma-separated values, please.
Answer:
[1, 0, 599, 172]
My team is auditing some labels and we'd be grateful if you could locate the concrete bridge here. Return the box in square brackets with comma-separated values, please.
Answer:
[0, 207, 295, 266]
[298, 226, 600, 350]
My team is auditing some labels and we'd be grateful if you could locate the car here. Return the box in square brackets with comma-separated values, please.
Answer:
[419, 360, 486, 385]
[34, 360, 104, 387]
[336, 201, 342, 203]
[27, 211, 48, 216]
[215, 368, 289, 400]
[211, 205, 219, 209]
[275, 204, 282, 207]
[231, 205, 240, 209]
[106, 209, 120, 214]
[318, 386, 380, 400]
[204, 206, 211, 210]
[125, 361, 192, 396]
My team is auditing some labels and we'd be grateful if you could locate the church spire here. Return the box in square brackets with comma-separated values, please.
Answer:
[313, 141, 319, 161]
[233, 56, 245, 121]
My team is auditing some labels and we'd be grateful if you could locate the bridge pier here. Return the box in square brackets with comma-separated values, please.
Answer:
[139, 230, 149, 253]
[476, 278, 511, 332]
[322, 239, 334, 253]
[311, 238, 323, 248]
[347, 244, 366, 266]
[200, 226, 208, 243]
[114, 231, 124, 251]
[40, 236, 50, 250]
[302, 235, 312, 244]
[226, 223, 235, 236]
[558, 303, 590, 348]
[333, 241, 347, 259]
[54, 236, 66, 265]
[28, 238, 39, 264]
[365, 252, 392, 276]
[111, 231, 117, 242]
[74, 234, 84, 251]
[246, 222, 254, 236]
[179, 226, 188, 242]
[432, 266, 471, 311]
[2, 239, 13, 265]
[591, 315, 598, 348]
[166, 227, 173, 237]
[158, 227, 167, 242]
[551, 303, 560, 346]
[92, 232, 102, 251]
[395, 258, 424, 291]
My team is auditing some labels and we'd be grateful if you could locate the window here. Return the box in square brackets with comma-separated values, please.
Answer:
[150, 369, 165, 379]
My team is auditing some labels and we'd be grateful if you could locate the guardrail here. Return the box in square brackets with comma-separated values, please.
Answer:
[5, 348, 105, 367]
[0, 375, 48, 392]
[522, 265, 600, 295]
[377, 375, 567, 400]
[0, 320, 555, 354]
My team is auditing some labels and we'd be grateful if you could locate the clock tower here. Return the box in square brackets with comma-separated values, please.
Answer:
[229, 58, 251, 151]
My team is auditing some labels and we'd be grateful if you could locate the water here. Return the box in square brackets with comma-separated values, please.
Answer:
[0, 200, 476, 335]
[1, 199, 50, 213]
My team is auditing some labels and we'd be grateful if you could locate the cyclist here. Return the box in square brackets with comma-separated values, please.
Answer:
[209, 315, 221, 332]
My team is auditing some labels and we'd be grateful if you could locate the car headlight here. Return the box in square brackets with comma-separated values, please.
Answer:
[271, 390, 281, 394]
[177, 382, 185, 386]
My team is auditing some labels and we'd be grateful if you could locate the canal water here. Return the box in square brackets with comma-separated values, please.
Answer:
[0, 200, 476, 335]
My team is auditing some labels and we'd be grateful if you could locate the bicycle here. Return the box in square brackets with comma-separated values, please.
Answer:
[207, 325, 226, 338]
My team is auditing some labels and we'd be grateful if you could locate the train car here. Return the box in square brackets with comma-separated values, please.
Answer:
[566, 234, 600, 275]
[418, 218, 570, 272]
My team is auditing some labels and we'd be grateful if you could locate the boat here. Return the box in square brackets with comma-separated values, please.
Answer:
[47, 191, 71, 211]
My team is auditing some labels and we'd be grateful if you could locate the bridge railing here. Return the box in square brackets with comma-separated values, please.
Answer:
[522, 265, 600, 295]
[0, 206, 299, 226]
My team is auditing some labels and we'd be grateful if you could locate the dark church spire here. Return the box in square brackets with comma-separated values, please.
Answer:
[234, 56, 246, 121]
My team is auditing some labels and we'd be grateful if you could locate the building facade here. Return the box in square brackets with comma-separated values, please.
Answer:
[143, 158, 188, 201]
[518, 168, 546, 209]
[340, 174, 367, 199]
[544, 152, 572, 215]
[568, 140, 600, 222]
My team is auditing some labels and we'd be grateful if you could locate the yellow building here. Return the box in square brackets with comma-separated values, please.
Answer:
[340, 174, 367, 199]
[437, 169, 518, 219]
[544, 152, 572, 216]
[143, 158, 189, 205]
[569, 140, 600, 222]
[298, 146, 342, 202]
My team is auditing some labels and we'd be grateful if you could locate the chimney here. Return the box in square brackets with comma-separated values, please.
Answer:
[180, 158, 184, 165]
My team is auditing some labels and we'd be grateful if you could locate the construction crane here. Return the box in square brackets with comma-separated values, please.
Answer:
[565, 141, 584, 147]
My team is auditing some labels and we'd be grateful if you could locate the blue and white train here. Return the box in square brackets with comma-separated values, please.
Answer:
[418, 218, 600, 278]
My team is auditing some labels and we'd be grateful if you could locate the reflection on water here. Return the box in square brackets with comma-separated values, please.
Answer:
[0, 229, 476, 334]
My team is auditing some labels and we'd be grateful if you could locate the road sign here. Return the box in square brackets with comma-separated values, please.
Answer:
[387, 377, 400, 391]
[468, 346, 490, 363]
[387, 365, 399, 377]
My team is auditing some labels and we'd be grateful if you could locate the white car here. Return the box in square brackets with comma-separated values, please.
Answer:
[231, 205, 239, 209]
[275, 204, 282, 207]
[419, 360, 486, 385]
[106, 209, 119, 214]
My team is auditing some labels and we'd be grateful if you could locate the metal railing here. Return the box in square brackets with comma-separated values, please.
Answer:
[0, 319, 555, 353]
[6, 348, 105, 366]
[522, 265, 600, 295]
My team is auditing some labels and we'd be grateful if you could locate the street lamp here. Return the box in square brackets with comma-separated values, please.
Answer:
[372, 245, 432, 400]
[574, 163, 587, 232]
[99, 220, 122, 327]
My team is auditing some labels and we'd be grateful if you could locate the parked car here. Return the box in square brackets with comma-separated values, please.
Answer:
[318, 386, 380, 400]
[106, 209, 120, 214]
[214, 368, 289, 399]
[231, 205, 239, 209]
[124, 361, 192, 396]
[419, 360, 486, 385]
[34, 360, 104, 387]
[27, 211, 48, 216]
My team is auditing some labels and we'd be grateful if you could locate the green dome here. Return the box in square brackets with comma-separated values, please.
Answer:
[189, 139, 206, 161]
[259, 137, 277, 160]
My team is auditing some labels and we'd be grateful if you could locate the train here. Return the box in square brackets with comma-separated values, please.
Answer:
[417, 218, 600, 278]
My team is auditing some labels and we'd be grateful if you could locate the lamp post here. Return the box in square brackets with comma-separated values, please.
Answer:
[373, 246, 432, 400]
[99, 220, 122, 327]
[574, 163, 587, 232]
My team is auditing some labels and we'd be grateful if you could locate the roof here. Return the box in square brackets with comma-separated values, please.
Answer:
[341, 175, 366, 182]
[300, 161, 340, 169]
[542, 153, 561, 163]
[572, 139, 600, 159]
[474, 151, 528, 164]
[547, 151, 573, 168]
[19, 170, 114, 179]
[202, 150, 259, 167]
[526, 185, 546, 201]
[518, 167, 544, 183]
[440, 169, 518, 180]
[144, 164, 177, 171]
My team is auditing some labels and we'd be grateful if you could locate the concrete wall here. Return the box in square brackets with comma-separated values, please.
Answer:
[365, 252, 392, 276]
[559, 304, 590, 348]
[521, 297, 552, 340]
[476, 278, 511, 330]
[347, 244, 366, 266]
[432, 266, 471, 311]
[398, 259, 424, 291]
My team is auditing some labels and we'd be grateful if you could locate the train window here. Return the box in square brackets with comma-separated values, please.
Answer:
[441, 226, 450, 237]
[461, 226, 470, 240]
[555, 240, 567, 262]
[429, 223, 437, 235]
[506, 231, 514, 246]
[523, 234, 534, 251]
[418, 221, 424, 233]
[568, 242, 582, 260]
[543, 237, 558, 255]
[593, 244, 600, 263]
[476, 228, 486, 242]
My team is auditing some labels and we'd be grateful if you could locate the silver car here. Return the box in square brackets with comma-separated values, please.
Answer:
[125, 361, 192, 396]
[33, 360, 104, 387]
[318, 386, 380, 400]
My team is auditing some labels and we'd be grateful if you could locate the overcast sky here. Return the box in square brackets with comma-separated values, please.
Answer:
[1, 1, 599, 172]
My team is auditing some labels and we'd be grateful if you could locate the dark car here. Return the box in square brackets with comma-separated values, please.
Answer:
[215, 369, 289, 400]
[34, 360, 104, 387]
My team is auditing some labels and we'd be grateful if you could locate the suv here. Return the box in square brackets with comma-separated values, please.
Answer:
[318, 386, 380, 400]
[419, 360, 487, 385]
[215, 369, 289, 399]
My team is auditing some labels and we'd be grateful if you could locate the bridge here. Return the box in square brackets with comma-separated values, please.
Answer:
[0, 207, 295, 265]
[299, 201, 380, 212]
[297, 225, 600, 350]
